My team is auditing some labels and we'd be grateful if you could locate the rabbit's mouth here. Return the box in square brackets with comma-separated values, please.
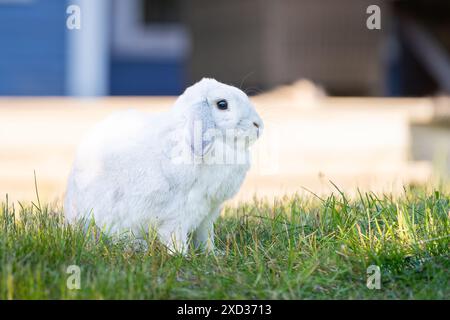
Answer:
[236, 122, 261, 142]
[255, 125, 262, 139]
[235, 129, 259, 147]
[212, 127, 257, 151]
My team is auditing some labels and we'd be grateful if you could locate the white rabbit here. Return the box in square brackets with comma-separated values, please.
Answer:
[64, 78, 263, 254]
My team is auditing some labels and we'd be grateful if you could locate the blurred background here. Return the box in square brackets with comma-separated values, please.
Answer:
[0, 0, 449, 202]
[1, 0, 450, 96]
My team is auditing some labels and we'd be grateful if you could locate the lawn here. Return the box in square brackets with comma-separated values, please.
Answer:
[0, 186, 449, 299]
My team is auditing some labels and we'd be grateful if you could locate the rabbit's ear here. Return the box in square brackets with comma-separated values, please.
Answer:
[186, 99, 216, 158]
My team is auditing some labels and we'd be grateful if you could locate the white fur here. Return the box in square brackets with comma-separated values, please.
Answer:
[64, 78, 263, 254]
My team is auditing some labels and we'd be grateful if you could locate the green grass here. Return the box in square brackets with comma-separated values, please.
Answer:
[0, 186, 449, 299]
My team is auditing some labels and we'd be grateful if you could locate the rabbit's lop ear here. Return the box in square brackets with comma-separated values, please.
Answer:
[186, 99, 216, 158]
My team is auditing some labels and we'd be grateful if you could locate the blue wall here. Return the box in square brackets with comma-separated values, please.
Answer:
[0, 1, 67, 95]
[110, 58, 186, 96]
[0, 1, 185, 96]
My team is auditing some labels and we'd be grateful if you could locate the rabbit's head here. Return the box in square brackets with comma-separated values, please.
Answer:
[173, 78, 263, 158]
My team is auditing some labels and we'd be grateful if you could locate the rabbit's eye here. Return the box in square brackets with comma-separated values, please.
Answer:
[216, 99, 228, 110]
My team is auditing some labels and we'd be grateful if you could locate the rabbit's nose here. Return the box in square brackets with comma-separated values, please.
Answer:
[253, 121, 262, 138]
